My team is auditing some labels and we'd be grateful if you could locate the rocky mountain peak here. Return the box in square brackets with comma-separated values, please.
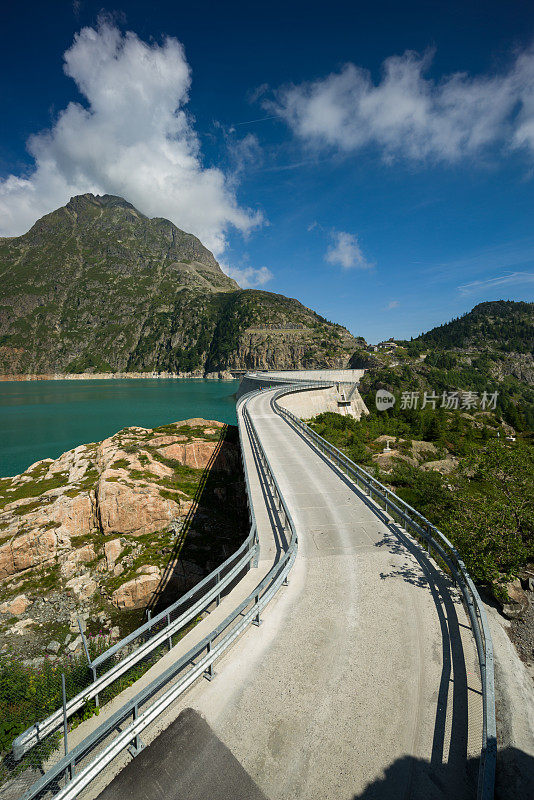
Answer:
[0, 196, 360, 375]
[66, 193, 139, 214]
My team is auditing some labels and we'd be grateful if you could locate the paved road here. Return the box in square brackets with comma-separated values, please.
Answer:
[97, 386, 483, 800]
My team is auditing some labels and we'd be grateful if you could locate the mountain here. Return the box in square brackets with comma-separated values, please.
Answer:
[414, 301, 533, 355]
[358, 300, 534, 431]
[0, 194, 359, 374]
[406, 300, 534, 388]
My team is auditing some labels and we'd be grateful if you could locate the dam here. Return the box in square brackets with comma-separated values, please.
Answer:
[11, 370, 495, 800]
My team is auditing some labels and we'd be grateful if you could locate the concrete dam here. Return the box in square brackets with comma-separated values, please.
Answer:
[12, 370, 496, 800]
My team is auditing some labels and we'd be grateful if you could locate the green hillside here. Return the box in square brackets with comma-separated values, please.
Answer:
[0, 194, 358, 374]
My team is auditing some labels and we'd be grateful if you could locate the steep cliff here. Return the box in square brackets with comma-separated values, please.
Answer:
[0, 194, 360, 374]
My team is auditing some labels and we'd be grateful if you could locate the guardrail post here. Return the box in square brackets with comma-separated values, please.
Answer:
[129, 704, 145, 756]
[92, 666, 99, 708]
[253, 528, 259, 568]
[216, 571, 221, 607]
[252, 593, 262, 626]
[77, 616, 92, 668]
[61, 673, 73, 783]
[167, 613, 173, 650]
[204, 640, 215, 681]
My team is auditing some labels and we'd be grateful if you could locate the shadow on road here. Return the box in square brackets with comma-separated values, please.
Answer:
[377, 523, 471, 796]
[243, 411, 288, 561]
[349, 747, 533, 800]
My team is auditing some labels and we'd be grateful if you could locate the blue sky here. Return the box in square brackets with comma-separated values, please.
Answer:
[1, 1, 533, 342]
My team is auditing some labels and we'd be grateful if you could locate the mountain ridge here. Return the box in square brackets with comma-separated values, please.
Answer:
[412, 300, 533, 353]
[0, 194, 359, 374]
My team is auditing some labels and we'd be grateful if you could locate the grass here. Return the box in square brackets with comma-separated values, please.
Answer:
[111, 459, 130, 470]
[0, 472, 70, 510]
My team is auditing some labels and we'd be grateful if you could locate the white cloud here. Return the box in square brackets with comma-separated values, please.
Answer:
[0, 20, 261, 256]
[458, 271, 534, 295]
[225, 131, 263, 176]
[386, 300, 400, 310]
[223, 265, 273, 288]
[268, 44, 534, 162]
[326, 231, 373, 270]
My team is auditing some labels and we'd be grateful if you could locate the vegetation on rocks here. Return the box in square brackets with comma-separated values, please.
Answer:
[0, 193, 358, 375]
[0, 418, 247, 662]
[0, 417, 250, 783]
[359, 300, 534, 432]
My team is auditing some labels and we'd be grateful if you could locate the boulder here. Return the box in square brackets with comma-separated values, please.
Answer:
[519, 565, 534, 592]
[9, 618, 35, 635]
[0, 594, 31, 615]
[158, 440, 219, 469]
[97, 479, 179, 536]
[158, 439, 237, 472]
[65, 574, 97, 602]
[59, 544, 96, 578]
[411, 440, 438, 457]
[112, 567, 162, 610]
[372, 451, 418, 470]
[502, 580, 530, 619]
[104, 538, 122, 569]
[0, 529, 58, 579]
[420, 457, 459, 475]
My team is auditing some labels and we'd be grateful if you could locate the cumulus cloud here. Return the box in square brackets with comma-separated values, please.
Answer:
[326, 231, 373, 270]
[386, 300, 400, 309]
[223, 264, 273, 288]
[0, 20, 261, 256]
[268, 44, 534, 162]
[458, 271, 534, 295]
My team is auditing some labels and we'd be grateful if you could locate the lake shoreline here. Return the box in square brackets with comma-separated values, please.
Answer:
[0, 371, 238, 382]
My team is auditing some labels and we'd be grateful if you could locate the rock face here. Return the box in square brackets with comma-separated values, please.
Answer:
[112, 566, 162, 610]
[0, 193, 360, 375]
[502, 580, 530, 620]
[370, 437, 453, 474]
[0, 595, 31, 615]
[0, 418, 247, 657]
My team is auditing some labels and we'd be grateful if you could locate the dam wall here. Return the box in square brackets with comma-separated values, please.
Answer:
[237, 370, 368, 420]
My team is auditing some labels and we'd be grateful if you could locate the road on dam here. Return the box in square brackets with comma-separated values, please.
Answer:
[97, 386, 483, 800]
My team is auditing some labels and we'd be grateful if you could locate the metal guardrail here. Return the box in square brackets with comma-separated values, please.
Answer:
[13, 531, 257, 759]
[270, 382, 497, 800]
[13, 424, 260, 760]
[14, 376, 496, 800]
[17, 388, 298, 800]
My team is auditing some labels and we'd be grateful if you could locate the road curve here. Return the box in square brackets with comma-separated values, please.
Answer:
[97, 385, 484, 800]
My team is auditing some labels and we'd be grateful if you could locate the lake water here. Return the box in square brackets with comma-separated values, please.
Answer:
[0, 379, 240, 477]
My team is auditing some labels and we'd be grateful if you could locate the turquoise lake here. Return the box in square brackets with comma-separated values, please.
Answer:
[0, 379, 240, 477]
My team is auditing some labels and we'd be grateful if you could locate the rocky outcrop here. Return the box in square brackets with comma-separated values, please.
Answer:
[0, 418, 246, 658]
[420, 457, 460, 475]
[502, 580, 530, 620]
[370, 437, 453, 474]
[489, 352, 534, 386]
